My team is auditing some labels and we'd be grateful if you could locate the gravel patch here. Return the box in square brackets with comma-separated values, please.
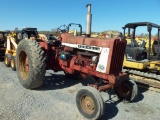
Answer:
[0, 62, 160, 120]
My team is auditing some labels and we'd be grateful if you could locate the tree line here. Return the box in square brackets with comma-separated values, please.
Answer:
[38, 29, 158, 38]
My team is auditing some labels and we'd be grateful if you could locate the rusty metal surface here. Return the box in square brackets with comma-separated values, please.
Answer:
[61, 33, 127, 74]
[61, 33, 116, 47]
[37, 39, 49, 52]
[64, 46, 74, 52]
[40, 30, 128, 93]
[98, 84, 112, 91]
[80, 95, 95, 114]
[108, 39, 127, 74]
[60, 33, 128, 81]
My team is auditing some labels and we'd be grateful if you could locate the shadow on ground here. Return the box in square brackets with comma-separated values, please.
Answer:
[0, 59, 4, 62]
[37, 74, 81, 90]
[37, 71, 148, 119]
[99, 87, 146, 120]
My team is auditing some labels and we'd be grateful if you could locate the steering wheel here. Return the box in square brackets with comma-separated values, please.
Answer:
[57, 24, 68, 34]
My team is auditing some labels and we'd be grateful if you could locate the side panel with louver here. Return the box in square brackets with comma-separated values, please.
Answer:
[106, 39, 127, 74]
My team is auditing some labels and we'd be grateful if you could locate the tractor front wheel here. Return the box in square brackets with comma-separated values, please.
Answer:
[76, 86, 104, 120]
[16, 39, 46, 89]
[114, 79, 138, 102]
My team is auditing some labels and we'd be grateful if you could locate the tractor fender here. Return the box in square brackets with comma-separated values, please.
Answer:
[37, 39, 49, 52]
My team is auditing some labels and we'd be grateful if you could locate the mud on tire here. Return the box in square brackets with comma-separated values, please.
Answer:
[16, 39, 46, 89]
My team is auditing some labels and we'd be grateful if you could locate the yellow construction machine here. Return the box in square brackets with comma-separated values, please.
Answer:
[0, 30, 17, 70]
[3, 28, 43, 71]
[0, 31, 9, 61]
[122, 22, 160, 88]
[4, 30, 18, 70]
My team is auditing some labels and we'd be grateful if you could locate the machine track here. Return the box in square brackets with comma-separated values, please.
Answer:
[123, 69, 160, 90]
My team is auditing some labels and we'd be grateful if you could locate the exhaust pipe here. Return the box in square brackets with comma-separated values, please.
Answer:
[86, 4, 92, 37]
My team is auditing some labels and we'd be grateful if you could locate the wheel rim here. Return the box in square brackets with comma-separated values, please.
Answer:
[19, 50, 29, 80]
[5, 56, 8, 65]
[11, 59, 14, 68]
[117, 82, 131, 98]
[80, 95, 95, 114]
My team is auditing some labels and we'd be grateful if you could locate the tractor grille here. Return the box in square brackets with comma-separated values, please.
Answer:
[108, 39, 126, 74]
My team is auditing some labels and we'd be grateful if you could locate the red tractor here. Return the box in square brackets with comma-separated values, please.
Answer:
[16, 4, 138, 119]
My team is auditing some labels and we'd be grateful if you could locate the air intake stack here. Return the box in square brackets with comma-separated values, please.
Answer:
[86, 4, 92, 37]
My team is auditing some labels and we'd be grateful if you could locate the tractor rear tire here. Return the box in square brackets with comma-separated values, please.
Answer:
[16, 39, 46, 89]
[11, 56, 16, 71]
[114, 79, 138, 102]
[5, 53, 12, 67]
[76, 86, 104, 120]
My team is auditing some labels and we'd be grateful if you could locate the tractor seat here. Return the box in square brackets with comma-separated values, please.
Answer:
[139, 40, 146, 48]
[152, 44, 159, 56]
[131, 39, 139, 47]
